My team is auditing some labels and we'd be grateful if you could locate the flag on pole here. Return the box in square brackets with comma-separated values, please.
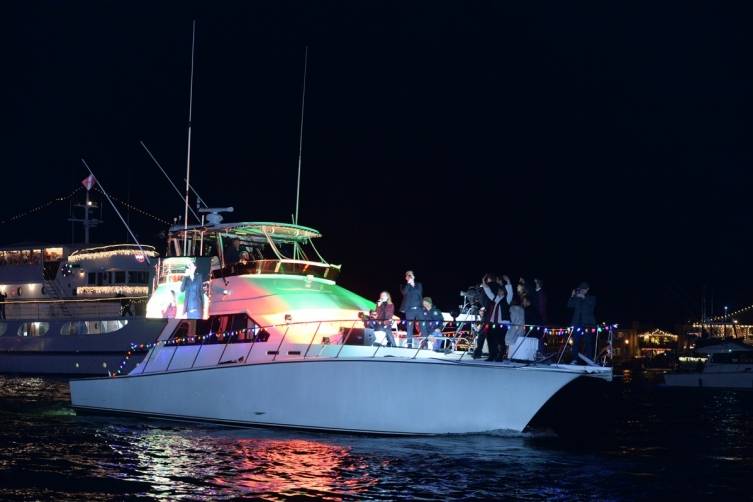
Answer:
[81, 174, 96, 191]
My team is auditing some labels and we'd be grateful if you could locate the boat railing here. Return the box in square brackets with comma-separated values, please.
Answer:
[1, 296, 148, 320]
[123, 318, 615, 376]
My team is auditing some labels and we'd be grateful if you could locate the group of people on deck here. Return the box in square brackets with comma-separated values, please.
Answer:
[472, 273, 549, 361]
[364, 269, 598, 364]
[362, 270, 445, 350]
[474, 275, 597, 363]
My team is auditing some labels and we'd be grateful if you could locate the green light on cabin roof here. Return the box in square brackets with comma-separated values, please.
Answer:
[240, 275, 375, 311]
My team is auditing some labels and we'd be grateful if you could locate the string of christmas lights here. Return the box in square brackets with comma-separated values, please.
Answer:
[0, 187, 83, 225]
[111, 322, 618, 376]
[93, 187, 171, 225]
[0, 296, 148, 305]
[705, 303, 753, 322]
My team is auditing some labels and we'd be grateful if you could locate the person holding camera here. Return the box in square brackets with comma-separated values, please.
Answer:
[568, 282, 597, 364]
[472, 273, 498, 359]
[399, 270, 423, 348]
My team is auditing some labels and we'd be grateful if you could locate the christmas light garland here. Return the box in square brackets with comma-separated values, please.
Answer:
[68, 244, 158, 263]
[93, 187, 171, 225]
[705, 303, 753, 322]
[111, 321, 618, 376]
[0, 187, 83, 225]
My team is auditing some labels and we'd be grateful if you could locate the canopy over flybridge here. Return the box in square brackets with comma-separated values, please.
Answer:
[168, 222, 322, 244]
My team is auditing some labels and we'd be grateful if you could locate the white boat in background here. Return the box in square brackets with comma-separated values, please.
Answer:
[70, 220, 612, 434]
[663, 341, 753, 389]
[0, 188, 166, 375]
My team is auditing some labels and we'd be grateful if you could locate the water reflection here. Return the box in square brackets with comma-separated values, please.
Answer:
[107, 428, 376, 499]
[1, 376, 753, 500]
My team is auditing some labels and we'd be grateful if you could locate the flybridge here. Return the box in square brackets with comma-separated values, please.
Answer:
[168, 222, 322, 245]
[163, 220, 340, 282]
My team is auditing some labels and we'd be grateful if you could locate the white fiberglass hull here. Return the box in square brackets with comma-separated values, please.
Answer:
[70, 358, 611, 434]
[664, 370, 753, 389]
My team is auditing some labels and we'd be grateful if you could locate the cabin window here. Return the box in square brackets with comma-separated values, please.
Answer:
[114, 271, 126, 284]
[127, 271, 149, 284]
[44, 248, 63, 262]
[88, 272, 96, 285]
[60, 320, 128, 335]
[17, 322, 50, 337]
[60, 321, 86, 336]
[86, 320, 128, 335]
[0, 322, 7, 336]
[178, 314, 266, 345]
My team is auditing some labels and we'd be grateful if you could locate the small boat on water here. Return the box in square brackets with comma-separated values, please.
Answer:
[663, 340, 753, 389]
[70, 219, 612, 434]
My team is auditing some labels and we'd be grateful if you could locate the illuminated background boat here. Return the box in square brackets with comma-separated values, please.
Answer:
[0, 188, 166, 375]
[70, 219, 613, 434]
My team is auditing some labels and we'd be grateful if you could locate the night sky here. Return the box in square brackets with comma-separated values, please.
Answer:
[5, 2, 753, 327]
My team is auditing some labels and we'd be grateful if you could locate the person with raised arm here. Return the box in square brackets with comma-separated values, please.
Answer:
[399, 270, 423, 348]
[482, 275, 513, 361]
[568, 282, 597, 364]
[473, 273, 498, 359]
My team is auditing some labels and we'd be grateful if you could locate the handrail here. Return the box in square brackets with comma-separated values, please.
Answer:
[272, 325, 291, 361]
[334, 320, 357, 358]
[303, 322, 322, 358]
[125, 319, 614, 377]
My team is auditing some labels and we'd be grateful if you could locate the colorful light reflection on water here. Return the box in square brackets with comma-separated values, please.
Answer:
[1, 375, 752, 500]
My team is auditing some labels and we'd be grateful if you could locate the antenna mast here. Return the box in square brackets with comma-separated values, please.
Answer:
[183, 20, 197, 255]
[294, 46, 308, 226]
[81, 159, 150, 264]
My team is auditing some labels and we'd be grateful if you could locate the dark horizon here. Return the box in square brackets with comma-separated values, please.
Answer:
[6, 2, 753, 328]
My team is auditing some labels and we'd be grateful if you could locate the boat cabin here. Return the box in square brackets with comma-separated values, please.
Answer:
[0, 242, 158, 319]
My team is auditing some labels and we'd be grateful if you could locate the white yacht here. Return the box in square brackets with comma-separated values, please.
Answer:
[69, 220, 612, 434]
[0, 189, 166, 375]
[664, 341, 753, 389]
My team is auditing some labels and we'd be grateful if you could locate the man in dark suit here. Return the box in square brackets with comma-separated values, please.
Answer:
[473, 273, 499, 359]
[399, 270, 423, 348]
[181, 261, 205, 320]
[567, 282, 597, 363]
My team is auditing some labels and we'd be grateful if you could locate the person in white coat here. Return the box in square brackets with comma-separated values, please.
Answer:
[506, 283, 528, 356]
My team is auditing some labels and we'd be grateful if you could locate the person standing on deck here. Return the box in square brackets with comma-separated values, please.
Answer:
[568, 282, 597, 364]
[506, 281, 528, 357]
[529, 278, 548, 355]
[473, 273, 499, 359]
[375, 291, 396, 347]
[399, 270, 423, 348]
[482, 275, 513, 361]
[181, 261, 205, 320]
[0, 291, 6, 320]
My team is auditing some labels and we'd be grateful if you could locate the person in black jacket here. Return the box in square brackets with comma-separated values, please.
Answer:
[399, 270, 423, 348]
[420, 297, 445, 351]
[567, 282, 597, 363]
[482, 275, 513, 361]
[181, 261, 205, 320]
[473, 273, 499, 359]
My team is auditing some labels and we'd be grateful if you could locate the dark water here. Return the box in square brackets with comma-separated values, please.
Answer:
[0, 373, 751, 501]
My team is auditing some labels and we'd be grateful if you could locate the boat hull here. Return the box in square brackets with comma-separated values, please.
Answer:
[664, 371, 753, 389]
[0, 318, 165, 375]
[70, 358, 609, 434]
